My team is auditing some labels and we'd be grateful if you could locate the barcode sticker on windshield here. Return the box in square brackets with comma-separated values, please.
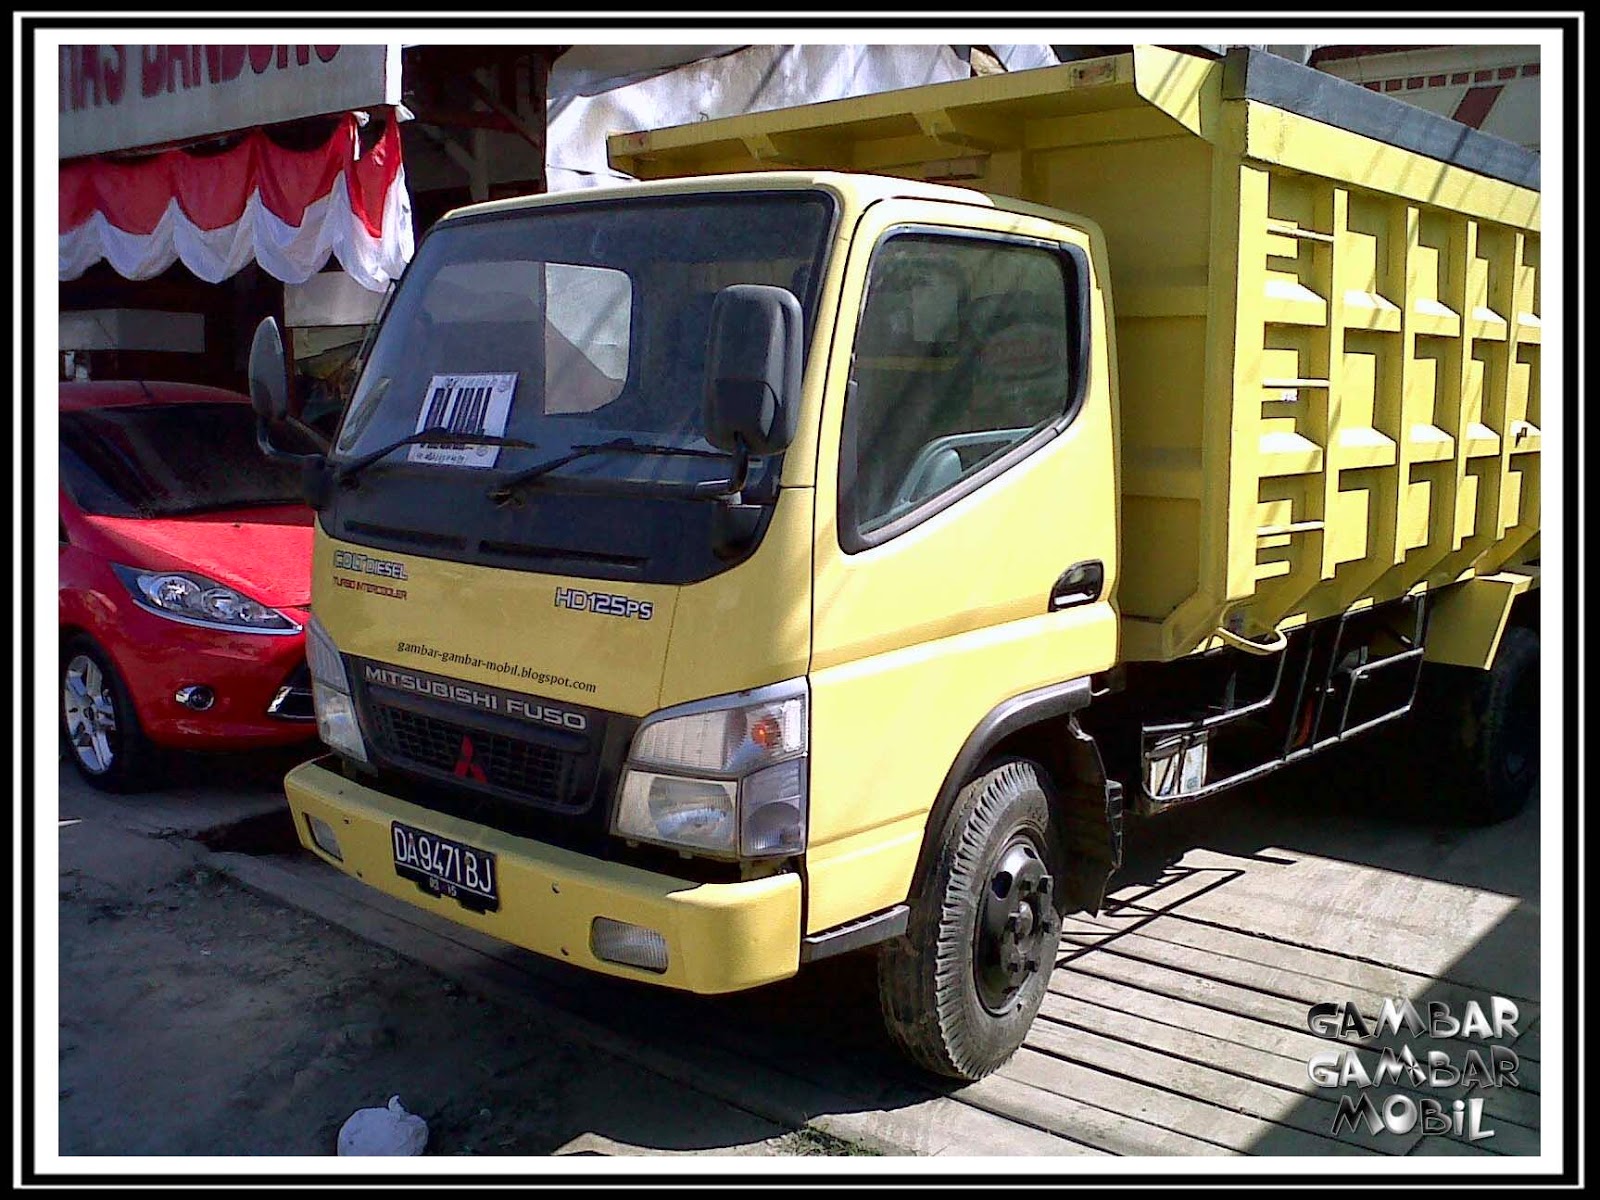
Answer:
[407, 373, 518, 468]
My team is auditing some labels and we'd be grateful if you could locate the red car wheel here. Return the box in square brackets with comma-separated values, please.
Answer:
[60, 635, 158, 793]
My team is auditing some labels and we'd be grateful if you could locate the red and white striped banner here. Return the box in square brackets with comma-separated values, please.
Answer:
[60, 111, 412, 292]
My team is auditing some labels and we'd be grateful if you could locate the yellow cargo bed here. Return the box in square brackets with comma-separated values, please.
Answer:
[610, 46, 1541, 662]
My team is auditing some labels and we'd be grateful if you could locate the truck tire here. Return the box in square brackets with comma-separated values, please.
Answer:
[1453, 625, 1541, 825]
[877, 758, 1065, 1081]
[1417, 624, 1539, 825]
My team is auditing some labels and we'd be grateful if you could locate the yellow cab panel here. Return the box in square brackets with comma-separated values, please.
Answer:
[805, 196, 1120, 932]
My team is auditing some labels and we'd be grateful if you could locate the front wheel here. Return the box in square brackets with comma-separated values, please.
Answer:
[60, 636, 158, 793]
[877, 758, 1065, 1081]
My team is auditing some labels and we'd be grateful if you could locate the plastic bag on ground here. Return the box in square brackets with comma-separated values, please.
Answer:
[337, 1095, 429, 1156]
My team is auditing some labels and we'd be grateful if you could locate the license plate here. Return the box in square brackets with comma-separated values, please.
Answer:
[391, 821, 499, 913]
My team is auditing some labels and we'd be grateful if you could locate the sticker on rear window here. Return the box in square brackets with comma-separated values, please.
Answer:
[407, 373, 518, 468]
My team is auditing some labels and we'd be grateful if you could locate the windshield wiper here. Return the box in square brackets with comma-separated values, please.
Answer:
[486, 437, 750, 505]
[335, 426, 539, 486]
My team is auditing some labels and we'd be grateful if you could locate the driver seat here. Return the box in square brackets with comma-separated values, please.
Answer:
[898, 445, 965, 508]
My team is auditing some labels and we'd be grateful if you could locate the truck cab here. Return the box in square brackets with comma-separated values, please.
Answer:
[272, 171, 1121, 1066]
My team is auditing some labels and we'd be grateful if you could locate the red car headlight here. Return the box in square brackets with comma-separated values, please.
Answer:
[111, 564, 299, 634]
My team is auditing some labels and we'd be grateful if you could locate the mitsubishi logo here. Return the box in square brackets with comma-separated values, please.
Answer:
[453, 734, 488, 783]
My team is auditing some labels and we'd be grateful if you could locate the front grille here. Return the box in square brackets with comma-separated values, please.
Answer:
[369, 701, 581, 808]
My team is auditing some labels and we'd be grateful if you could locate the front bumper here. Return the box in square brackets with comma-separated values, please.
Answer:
[89, 596, 315, 747]
[284, 758, 803, 993]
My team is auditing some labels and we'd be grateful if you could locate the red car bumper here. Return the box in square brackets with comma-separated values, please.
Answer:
[110, 603, 317, 748]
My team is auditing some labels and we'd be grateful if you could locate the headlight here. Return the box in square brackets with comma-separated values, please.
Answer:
[612, 679, 807, 859]
[306, 616, 368, 763]
[113, 565, 298, 633]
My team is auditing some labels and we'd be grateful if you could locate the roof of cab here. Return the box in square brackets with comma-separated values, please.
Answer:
[434, 169, 1013, 227]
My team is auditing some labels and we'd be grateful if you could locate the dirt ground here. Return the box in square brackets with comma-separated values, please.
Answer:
[56, 810, 866, 1158]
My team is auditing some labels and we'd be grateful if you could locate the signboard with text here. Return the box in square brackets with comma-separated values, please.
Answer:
[58, 43, 402, 159]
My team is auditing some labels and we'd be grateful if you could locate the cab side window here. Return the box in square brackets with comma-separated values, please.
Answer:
[841, 232, 1082, 548]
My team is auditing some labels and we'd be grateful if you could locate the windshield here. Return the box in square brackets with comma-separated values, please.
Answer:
[332, 191, 835, 487]
[60, 402, 313, 518]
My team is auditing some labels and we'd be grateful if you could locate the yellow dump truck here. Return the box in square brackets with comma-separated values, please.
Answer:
[250, 46, 1541, 1080]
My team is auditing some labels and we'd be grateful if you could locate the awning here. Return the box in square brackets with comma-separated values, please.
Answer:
[60, 111, 412, 293]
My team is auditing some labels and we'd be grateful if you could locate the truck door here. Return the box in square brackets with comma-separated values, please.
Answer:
[803, 198, 1120, 933]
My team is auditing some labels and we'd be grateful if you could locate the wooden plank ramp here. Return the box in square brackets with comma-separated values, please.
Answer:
[1003, 856, 1541, 1156]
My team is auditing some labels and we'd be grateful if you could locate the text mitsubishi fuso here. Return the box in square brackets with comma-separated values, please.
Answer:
[252, 48, 1542, 1080]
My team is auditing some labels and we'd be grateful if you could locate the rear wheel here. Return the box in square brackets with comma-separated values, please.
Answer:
[1462, 625, 1540, 823]
[60, 636, 158, 793]
[877, 758, 1065, 1081]
[1420, 625, 1540, 825]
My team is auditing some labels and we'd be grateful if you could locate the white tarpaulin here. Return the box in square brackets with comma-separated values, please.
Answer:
[546, 44, 978, 191]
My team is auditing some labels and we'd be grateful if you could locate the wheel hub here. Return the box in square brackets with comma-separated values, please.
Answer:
[974, 835, 1055, 1014]
[63, 654, 117, 774]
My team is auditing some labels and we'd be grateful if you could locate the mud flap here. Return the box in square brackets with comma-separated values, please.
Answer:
[1057, 717, 1123, 915]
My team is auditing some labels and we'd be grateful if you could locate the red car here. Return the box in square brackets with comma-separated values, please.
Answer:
[59, 380, 319, 791]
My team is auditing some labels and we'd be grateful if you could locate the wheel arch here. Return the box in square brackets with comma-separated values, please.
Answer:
[918, 678, 1124, 916]
[59, 626, 133, 702]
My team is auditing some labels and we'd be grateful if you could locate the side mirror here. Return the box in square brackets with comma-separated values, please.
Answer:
[248, 316, 290, 424]
[248, 315, 329, 491]
[703, 284, 802, 457]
